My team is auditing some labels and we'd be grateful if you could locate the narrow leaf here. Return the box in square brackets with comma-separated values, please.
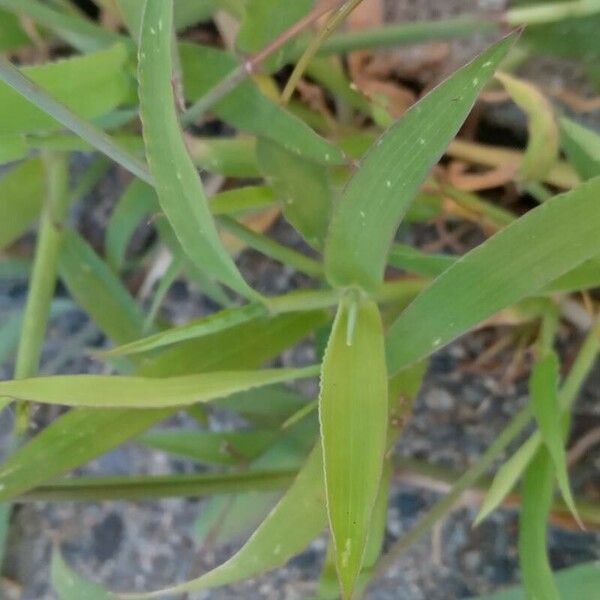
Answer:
[138, 429, 278, 465]
[101, 303, 267, 357]
[52, 551, 115, 600]
[324, 33, 516, 293]
[0, 366, 318, 408]
[319, 298, 388, 599]
[518, 448, 561, 600]
[125, 446, 327, 599]
[138, 0, 254, 298]
[531, 352, 581, 524]
[387, 176, 600, 375]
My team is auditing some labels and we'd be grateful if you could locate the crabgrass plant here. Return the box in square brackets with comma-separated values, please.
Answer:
[0, 1, 600, 598]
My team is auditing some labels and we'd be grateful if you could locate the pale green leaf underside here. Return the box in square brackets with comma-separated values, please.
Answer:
[320, 298, 388, 599]
[0, 366, 318, 408]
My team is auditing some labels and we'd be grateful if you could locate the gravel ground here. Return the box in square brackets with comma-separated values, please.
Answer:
[1, 1, 600, 599]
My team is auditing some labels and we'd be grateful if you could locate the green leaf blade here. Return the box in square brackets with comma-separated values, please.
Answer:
[387, 176, 600, 375]
[0, 366, 318, 408]
[324, 33, 517, 293]
[319, 299, 388, 599]
[138, 0, 254, 298]
[531, 352, 581, 525]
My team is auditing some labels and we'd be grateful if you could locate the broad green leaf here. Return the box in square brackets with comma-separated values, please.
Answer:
[0, 158, 44, 249]
[101, 303, 267, 357]
[237, 0, 313, 71]
[545, 256, 600, 293]
[0, 133, 27, 164]
[0, 8, 28, 51]
[59, 231, 147, 346]
[126, 446, 327, 599]
[0, 43, 130, 135]
[531, 352, 580, 523]
[518, 447, 560, 600]
[257, 138, 333, 249]
[319, 298, 388, 599]
[470, 562, 600, 600]
[560, 116, 600, 181]
[496, 72, 559, 182]
[386, 176, 600, 375]
[179, 42, 345, 165]
[138, 429, 278, 465]
[0, 366, 318, 408]
[23, 469, 295, 502]
[52, 551, 115, 600]
[138, 0, 254, 299]
[0, 311, 326, 501]
[105, 179, 158, 271]
[324, 34, 516, 293]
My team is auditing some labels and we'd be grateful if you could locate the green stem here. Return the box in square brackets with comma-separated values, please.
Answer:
[316, 15, 499, 56]
[12, 152, 70, 434]
[373, 406, 532, 580]
[281, 0, 366, 104]
[505, 0, 600, 26]
[218, 215, 324, 278]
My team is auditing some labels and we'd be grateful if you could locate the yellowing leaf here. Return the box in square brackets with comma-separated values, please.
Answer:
[319, 298, 388, 599]
[496, 72, 559, 182]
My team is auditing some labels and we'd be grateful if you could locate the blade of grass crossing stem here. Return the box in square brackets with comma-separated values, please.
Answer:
[0, 44, 130, 135]
[0, 54, 150, 183]
[52, 550, 115, 600]
[496, 72, 559, 182]
[319, 298, 388, 599]
[386, 176, 600, 375]
[138, 0, 255, 299]
[0, 311, 327, 501]
[0, 366, 319, 409]
[324, 33, 517, 293]
[123, 446, 327, 599]
[518, 447, 561, 600]
[560, 116, 600, 181]
[530, 352, 582, 525]
[11, 153, 70, 430]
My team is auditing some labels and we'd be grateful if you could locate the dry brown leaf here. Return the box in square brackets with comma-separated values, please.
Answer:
[221, 208, 281, 255]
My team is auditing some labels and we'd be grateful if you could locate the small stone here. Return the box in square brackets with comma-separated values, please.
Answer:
[424, 388, 455, 411]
